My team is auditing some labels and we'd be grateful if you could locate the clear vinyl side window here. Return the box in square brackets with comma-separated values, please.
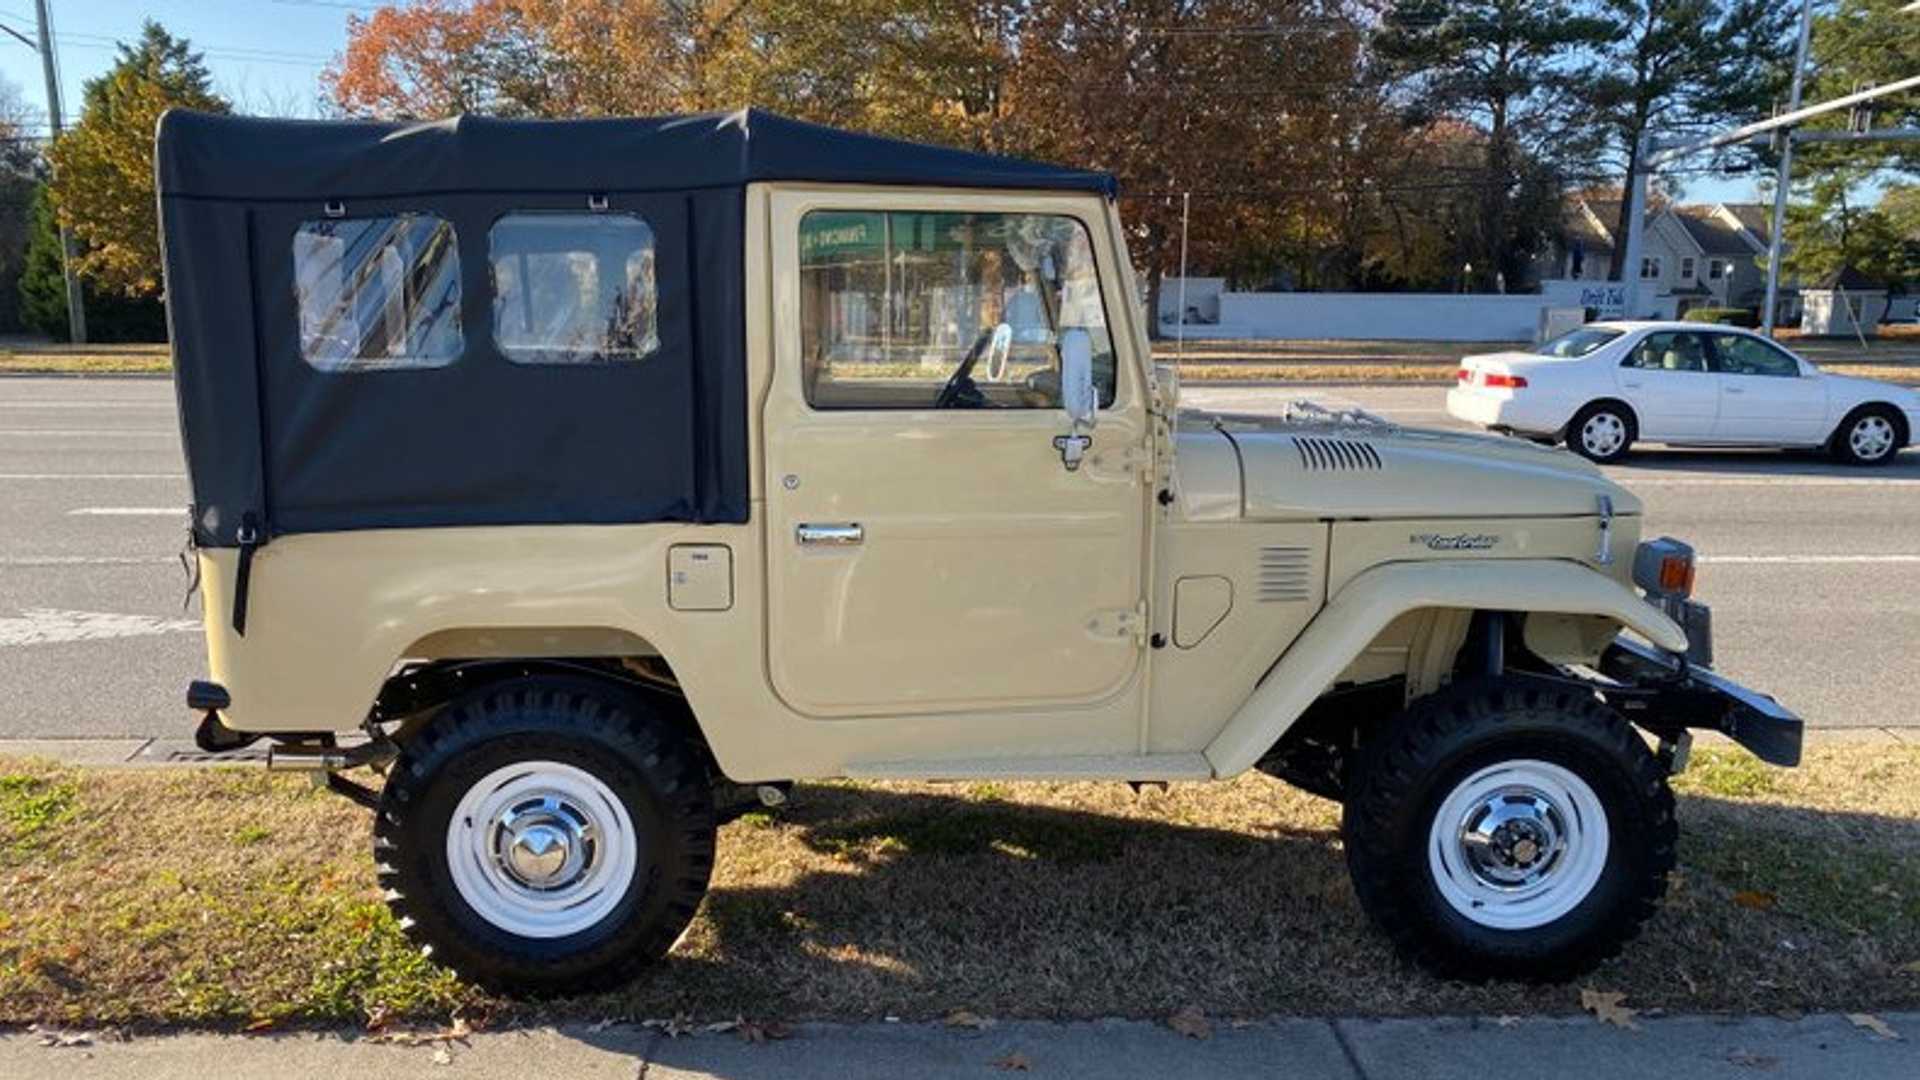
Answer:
[292, 215, 462, 372]
[489, 213, 658, 365]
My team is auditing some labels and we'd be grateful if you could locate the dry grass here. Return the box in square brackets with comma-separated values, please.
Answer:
[3, 740, 1918, 1029]
[0, 343, 171, 374]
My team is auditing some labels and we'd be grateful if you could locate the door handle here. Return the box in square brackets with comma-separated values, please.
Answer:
[1725, 386, 1745, 394]
[1623, 380, 1642, 389]
[796, 522, 863, 547]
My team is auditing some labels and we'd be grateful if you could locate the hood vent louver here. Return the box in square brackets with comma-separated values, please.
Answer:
[1292, 436, 1382, 471]
[1257, 545, 1313, 602]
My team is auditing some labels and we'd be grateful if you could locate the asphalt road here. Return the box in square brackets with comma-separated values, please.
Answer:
[0, 375, 1914, 745]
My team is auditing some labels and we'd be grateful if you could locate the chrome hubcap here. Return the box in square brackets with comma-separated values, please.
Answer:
[1582, 413, 1625, 457]
[1427, 759, 1609, 930]
[447, 761, 640, 939]
[1850, 416, 1894, 460]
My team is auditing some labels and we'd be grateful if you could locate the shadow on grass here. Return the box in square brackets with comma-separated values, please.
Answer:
[3, 765, 1918, 1028]
[571, 780, 1920, 1024]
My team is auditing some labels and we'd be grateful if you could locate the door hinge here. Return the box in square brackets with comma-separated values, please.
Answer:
[1088, 600, 1150, 646]
[1085, 443, 1153, 481]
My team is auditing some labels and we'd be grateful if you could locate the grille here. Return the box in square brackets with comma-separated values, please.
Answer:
[1292, 436, 1382, 471]
[1257, 545, 1313, 602]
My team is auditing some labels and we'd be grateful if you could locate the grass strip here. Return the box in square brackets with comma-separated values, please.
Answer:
[2, 741, 1916, 1029]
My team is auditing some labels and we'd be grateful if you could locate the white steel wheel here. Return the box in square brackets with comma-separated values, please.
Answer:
[1426, 758, 1610, 931]
[445, 760, 641, 939]
[1848, 414, 1897, 462]
[1579, 412, 1628, 460]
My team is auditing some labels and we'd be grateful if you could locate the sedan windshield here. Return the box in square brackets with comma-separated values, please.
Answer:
[1533, 327, 1623, 358]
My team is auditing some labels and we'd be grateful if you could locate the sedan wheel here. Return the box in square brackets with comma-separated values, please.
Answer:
[1842, 412, 1899, 465]
[1568, 404, 1635, 464]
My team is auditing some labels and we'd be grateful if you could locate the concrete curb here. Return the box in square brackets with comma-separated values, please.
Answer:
[0, 1013, 1913, 1079]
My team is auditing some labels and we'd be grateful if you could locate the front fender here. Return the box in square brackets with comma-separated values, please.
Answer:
[1203, 558, 1685, 777]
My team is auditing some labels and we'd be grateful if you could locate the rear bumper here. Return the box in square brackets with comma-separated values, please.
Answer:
[1598, 636, 1804, 766]
[1445, 386, 1565, 436]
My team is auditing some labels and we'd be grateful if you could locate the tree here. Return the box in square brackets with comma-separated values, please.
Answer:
[1795, 0, 1920, 177]
[1778, 176, 1914, 289]
[18, 183, 166, 342]
[1582, 0, 1795, 279]
[47, 21, 229, 298]
[1373, 0, 1606, 290]
[0, 76, 43, 331]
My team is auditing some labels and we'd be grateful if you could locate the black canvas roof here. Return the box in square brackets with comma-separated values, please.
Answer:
[156, 107, 1117, 202]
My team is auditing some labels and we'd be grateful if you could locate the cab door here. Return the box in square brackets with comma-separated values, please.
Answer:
[1704, 331, 1828, 444]
[763, 191, 1150, 719]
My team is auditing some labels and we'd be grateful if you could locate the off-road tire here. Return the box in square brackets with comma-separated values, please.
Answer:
[1565, 402, 1637, 464]
[375, 676, 715, 994]
[1829, 405, 1905, 466]
[1342, 678, 1675, 981]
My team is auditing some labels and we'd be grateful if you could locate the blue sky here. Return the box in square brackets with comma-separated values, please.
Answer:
[0, 0, 1768, 205]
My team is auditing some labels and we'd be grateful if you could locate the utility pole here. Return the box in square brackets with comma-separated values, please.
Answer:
[1760, 0, 1814, 338]
[1619, 134, 1653, 319]
[33, 0, 85, 344]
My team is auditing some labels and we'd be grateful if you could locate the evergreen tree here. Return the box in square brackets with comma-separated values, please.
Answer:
[19, 183, 166, 343]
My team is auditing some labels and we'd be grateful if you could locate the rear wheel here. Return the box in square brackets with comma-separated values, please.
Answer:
[1830, 405, 1904, 466]
[1342, 678, 1675, 980]
[375, 676, 715, 994]
[1566, 402, 1636, 464]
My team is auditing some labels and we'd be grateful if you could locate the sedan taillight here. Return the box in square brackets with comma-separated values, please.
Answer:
[1483, 373, 1528, 389]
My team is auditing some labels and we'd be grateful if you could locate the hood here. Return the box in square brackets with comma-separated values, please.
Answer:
[1176, 409, 1641, 521]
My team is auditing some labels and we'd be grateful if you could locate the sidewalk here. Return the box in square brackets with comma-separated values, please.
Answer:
[2, 1013, 1913, 1079]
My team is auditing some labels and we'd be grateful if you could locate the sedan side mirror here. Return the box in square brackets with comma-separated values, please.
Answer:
[1060, 327, 1097, 430]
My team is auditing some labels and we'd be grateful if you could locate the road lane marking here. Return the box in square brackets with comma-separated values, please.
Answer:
[0, 473, 185, 480]
[0, 608, 198, 647]
[68, 507, 184, 517]
[1617, 476, 1920, 487]
[0, 429, 175, 436]
[1702, 555, 1920, 565]
[0, 556, 177, 566]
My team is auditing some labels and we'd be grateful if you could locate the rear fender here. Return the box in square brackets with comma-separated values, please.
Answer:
[1204, 558, 1685, 777]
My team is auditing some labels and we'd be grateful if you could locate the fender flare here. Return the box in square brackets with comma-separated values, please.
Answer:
[1203, 558, 1686, 778]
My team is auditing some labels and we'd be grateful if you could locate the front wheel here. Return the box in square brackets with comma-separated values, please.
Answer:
[375, 677, 716, 994]
[1831, 406, 1904, 466]
[1342, 679, 1675, 980]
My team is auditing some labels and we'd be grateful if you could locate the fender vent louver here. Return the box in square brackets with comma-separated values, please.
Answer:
[1292, 436, 1382, 471]
[1258, 545, 1313, 602]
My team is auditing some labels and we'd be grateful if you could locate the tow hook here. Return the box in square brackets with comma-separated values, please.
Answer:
[267, 735, 398, 810]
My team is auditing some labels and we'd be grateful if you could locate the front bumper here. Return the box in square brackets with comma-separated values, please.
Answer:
[1598, 636, 1804, 766]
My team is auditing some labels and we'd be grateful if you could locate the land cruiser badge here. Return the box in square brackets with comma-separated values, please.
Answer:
[1411, 532, 1500, 551]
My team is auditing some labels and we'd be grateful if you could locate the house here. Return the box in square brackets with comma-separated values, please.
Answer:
[1539, 198, 1798, 322]
[1800, 265, 1890, 337]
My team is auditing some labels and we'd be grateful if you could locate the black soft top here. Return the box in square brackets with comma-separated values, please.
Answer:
[156, 108, 1112, 579]
[156, 107, 1116, 201]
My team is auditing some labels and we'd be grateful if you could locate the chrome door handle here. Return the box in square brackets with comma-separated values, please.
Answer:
[796, 522, 863, 546]
[1725, 386, 1745, 394]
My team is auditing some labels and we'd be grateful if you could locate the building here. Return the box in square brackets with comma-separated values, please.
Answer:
[1540, 198, 1798, 323]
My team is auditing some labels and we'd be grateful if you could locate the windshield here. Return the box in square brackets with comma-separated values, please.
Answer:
[1532, 327, 1623, 358]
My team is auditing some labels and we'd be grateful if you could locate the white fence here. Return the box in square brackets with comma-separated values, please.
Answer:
[1157, 278, 1684, 342]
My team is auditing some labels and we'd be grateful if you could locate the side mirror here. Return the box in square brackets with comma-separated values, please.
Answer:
[1060, 327, 1097, 430]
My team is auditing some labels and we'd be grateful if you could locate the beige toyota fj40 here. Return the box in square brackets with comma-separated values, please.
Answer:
[158, 108, 1801, 993]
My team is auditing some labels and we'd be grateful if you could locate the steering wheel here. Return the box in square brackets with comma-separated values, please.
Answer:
[934, 328, 1000, 409]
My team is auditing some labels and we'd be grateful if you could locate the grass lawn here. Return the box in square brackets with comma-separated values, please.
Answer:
[2, 740, 1917, 1030]
[0, 343, 171, 374]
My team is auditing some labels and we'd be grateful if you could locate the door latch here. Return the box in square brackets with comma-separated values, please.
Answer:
[1053, 433, 1092, 471]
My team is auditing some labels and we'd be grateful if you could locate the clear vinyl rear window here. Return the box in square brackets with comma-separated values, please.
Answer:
[489, 213, 659, 365]
[292, 215, 463, 372]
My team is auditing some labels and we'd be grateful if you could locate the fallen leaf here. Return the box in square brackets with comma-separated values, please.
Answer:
[645, 1014, 698, 1039]
[365, 1004, 392, 1032]
[585, 1017, 617, 1033]
[737, 1019, 792, 1044]
[1675, 967, 1698, 996]
[243, 1017, 276, 1035]
[1167, 1006, 1212, 1040]
[700, 1019, 740, 1035]
[431, 1046, 452, 1066]
[945, 1010, 995, 1031]
[1579, 988, 1639, 1031]
[990, 1051, 1031, 1071]
[1847, 1014, 1900, 1040]
[1725, 1048, 1778, 1070]
[36, 1030, 91, 1049]
[1732, 890, 1777, 911]
[1898, 960, 1920, 976]
[1493, 1015, 1522, 1028]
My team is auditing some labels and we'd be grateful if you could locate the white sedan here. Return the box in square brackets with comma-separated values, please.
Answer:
[1446, 321, 1920, 465]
